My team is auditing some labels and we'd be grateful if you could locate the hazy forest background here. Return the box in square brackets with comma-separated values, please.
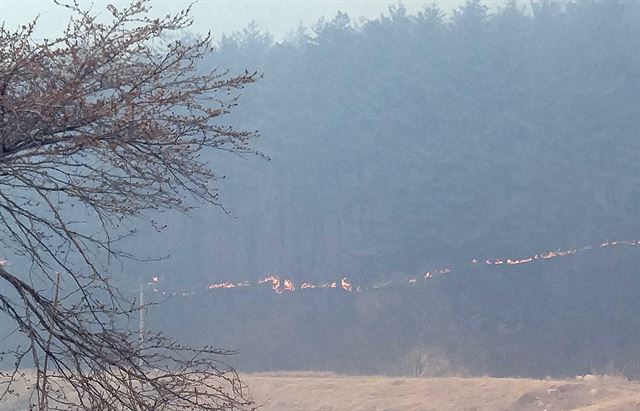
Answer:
[3, 0, 640, 379]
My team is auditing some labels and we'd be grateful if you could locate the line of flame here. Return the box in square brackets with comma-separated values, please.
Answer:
[143, 238, 638, 296]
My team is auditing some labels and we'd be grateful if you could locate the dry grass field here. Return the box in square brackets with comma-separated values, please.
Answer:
[2, 372, 639, 410]
[243, 372, 640, 411]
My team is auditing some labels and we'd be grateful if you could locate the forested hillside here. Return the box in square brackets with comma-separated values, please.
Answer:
[151, 246, 640, 377]
[3, 0, 633, 378]
[136, 0, 639, 287]
[140, 0, 640, 378]
[0, 0, 640, 394]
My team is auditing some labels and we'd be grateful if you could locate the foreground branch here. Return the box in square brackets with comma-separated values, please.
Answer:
[0, 1, 261, 409]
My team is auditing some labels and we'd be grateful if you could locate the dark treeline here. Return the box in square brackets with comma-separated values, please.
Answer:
[139, 0, 640, 378]
[138, 0, 639, 286]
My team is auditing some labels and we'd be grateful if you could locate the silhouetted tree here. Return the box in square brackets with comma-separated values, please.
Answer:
[0, 1, 258, 409]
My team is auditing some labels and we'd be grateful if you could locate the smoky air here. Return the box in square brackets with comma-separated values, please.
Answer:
[1, 1, 639, 410]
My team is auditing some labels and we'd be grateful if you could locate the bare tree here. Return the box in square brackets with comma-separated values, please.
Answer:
[0, 1, 259, 409]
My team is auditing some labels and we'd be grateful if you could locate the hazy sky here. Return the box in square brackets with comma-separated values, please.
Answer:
[2, 0, 509, 41]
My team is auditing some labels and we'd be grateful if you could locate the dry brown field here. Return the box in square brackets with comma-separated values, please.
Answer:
[243, 372, 640, 411]
[3, 372, 639, 410]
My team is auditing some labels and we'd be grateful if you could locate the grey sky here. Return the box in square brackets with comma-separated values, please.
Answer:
[1, 0, 509, 41]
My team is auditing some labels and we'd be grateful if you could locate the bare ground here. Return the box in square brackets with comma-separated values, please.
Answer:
[243, 372, 640, 411]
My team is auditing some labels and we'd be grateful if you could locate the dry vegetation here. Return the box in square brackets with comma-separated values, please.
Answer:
[4, 371, 640, 410]
[242, 372, 640, 411]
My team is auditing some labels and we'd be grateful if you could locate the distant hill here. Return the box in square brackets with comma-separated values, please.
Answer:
[133, 0, 640, 378]
[3, 0, 636, 379]
[128, 0, 639, 287]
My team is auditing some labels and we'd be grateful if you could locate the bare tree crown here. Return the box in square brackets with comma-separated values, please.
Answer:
[0, 1, 259, 409]
[1, 0, 258, 271]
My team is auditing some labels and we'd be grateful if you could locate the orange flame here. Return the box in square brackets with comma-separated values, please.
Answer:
[150, 237, 639, 296]
[506, 257, 533, 265]
[341, 277, 353, 292]
[258, 275, 281, 292]
[208, 281, 235, 289]
[284, 279, 295, 291]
